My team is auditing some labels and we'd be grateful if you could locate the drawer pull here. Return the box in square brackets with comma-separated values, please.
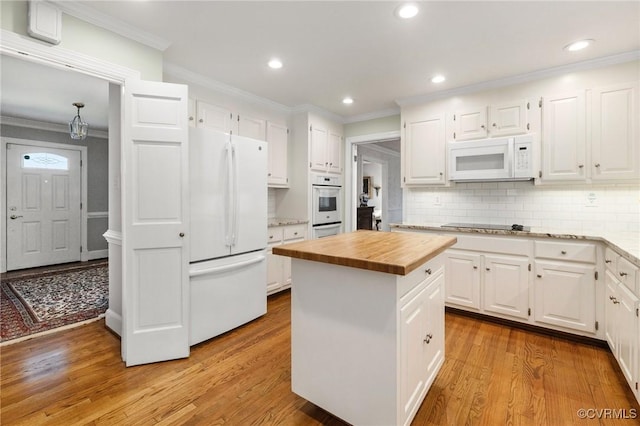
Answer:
[620, 272, 628, 277]
[269, 236, 274, 239]
[537, 274, 542, 278]
[486, 267, 491, 272]
[473, 266, 478, 270]
[294, 232, 298, 236]
[425, 268, 432, 275]
[561, 250, 567, 255]
[605, 259, 612, 264]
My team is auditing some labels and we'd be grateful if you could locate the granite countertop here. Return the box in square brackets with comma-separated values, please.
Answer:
[390, 222, 640, 266]
[268, 218, 309, 227]
[272, 230, 457, 275]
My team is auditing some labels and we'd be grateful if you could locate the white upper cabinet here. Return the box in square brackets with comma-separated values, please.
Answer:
[591, 82, 639, 181]
[237, 114, 266, 141]
[453, 100, 529, 141]
[267, 121, 289, 187]
[403, 114, 446, 185]
[541, 91, 587, 181]
[196, 100, 233, 133]
[453, 107, 488, 140]
[489, 100, 530, 137]
[542, 82, 639, 182]
[309, 123, 342, 174]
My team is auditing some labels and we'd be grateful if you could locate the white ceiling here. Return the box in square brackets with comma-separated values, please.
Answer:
[1, 1, 639, 129]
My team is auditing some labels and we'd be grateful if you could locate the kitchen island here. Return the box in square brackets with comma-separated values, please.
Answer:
[273, 230, 457, 426]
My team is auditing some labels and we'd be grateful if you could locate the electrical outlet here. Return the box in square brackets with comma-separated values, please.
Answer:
[434, 195, 441, 206]
[585, 191, 598, 207]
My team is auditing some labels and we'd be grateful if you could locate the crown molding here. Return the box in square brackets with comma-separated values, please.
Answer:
[342, 107, 400, 124]
[164, 62, 292, 114]
[291, 103, 345, 124]
[396, 50, 640, 107]
[1, 115, 109, 139]
[0, 29, 140, 83]
[50, 1, 171, 51]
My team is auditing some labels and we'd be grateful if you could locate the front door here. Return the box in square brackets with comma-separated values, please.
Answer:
[6, 143, 81, 270]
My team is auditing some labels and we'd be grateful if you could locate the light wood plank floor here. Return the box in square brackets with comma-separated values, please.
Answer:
[1, 290, 638, 425]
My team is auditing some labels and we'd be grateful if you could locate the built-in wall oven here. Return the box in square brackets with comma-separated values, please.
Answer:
[311, 174, 342, 239]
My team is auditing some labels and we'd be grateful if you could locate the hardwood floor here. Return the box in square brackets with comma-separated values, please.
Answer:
[1, 290, 638, 425]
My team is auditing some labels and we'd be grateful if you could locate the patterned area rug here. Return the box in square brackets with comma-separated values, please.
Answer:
[1, 263, 108, 342]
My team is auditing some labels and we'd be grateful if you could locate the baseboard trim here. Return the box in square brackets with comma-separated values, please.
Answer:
[83, 249, 108, 261]
[105, 309, 122, 337]
[445, 306, 609, 349]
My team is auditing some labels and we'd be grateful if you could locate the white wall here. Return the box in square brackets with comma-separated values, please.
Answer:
[405, 181, 640, 234]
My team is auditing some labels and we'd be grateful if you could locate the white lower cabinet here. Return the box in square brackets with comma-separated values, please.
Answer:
[604, 248, 640, 403]
[484, 254, 530, 320]
[444, 250, 481, 310]
[399, 263, 445, 425]
[533, 240, 597, 334]
[267, 224, 306, 295]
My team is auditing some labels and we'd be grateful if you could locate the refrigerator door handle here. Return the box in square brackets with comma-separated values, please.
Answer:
[189, 255, 266, 277]
[231, 142, 239, 247]
[225, 141, 233, 247]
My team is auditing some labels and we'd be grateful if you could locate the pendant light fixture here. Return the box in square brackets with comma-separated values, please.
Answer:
[69, 102, 88, 140]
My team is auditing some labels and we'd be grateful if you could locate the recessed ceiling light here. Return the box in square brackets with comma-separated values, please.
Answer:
[431, 75, 446, 84]
[564, 39, 594, 52]
[342, 97, 354, 105]
[268, 58, 283, 69]
[396, 3, 419, 19]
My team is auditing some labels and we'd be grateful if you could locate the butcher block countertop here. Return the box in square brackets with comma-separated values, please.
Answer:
[272, 230, 457, 275]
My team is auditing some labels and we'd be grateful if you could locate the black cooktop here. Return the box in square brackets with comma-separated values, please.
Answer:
[442, 223, 530, 232]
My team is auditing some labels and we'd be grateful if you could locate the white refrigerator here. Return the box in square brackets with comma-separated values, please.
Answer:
[188, 127, 267, 345]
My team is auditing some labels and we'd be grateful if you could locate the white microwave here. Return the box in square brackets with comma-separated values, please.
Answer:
[448, 134, 535, 182]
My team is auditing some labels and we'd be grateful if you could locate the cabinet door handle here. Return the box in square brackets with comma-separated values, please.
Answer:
[473, 265, 478, 270]
[179, 232, 185, 237]
[620, 272, 628, 277]
[423, 333, 433, 344]
[561, 250, 567, 255]
[613, 299, 620, 305]
[492, 122, 497, 127]
[595, 163, 601, 168]
[199, 118, 204, 123]
[537, 274, 542, 278]
[605, 259, 611, 264]
[425, 268, 432, 275]
[485, 267, 491, 271]
[480, 124, 485, 129]
[578, 164, 584, 169]
[610, 295, 616, 301]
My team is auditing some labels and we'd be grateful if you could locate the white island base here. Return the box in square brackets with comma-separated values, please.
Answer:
[290, 254, 446, 426]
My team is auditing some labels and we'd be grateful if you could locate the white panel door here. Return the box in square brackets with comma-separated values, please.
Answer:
[6, 143, 81, 270]
[454, 107, 488, 140]
[444, 250, 481, 310]
[237, 114, 266, 141]
[542, 91, 586, 181]
[309, 124, 328, 172]
[403, 115, 446, 185]
[266, 121, 289, 187]
[231, 135, 267, 255]
[489, 100, 528, 137]
[484, 254, 529, 320]
[196, 100, 233, 133]
[122, 79, 189, 366]
[616, 282, 639, 390]
[534, 261, 596, 333]
[592, 82, 639, 180]
[327, 132, 342, 174]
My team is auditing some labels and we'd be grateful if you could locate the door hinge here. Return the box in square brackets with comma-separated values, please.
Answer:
[595, 321, 599, 331]
[528, 263, 531, 272]
[636, 382, 638, 391]
[309, 162, 312, 168]
[310, 124, 313, 132]
[287, 128, 290, 134]
[80, 159, 83, 167]
[403, 121, 406, 129]
[403, 176, 406, 183]
[595, 271, 599, 280]
[80, 246, 83, 253]
[528, 308, 531, 316]
[526, 101, 530, 110]
[80, 202, 83, 210]
[453, 132, 456, 139]
[237, 115, 240, 122]
[538, 170, 542, 178]
[229, 112, 232, 120]
[538, 97, 543, 108]
[636, 308, 638, 317]
[354, 155, 357, 162]
[453, 114, 456, 121]
[526, 123, 530, 131]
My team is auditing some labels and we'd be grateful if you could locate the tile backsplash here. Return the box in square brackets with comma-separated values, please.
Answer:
[404, 182, 640, 233]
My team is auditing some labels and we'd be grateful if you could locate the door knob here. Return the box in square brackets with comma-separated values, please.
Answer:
[10, 215, 23, 220]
